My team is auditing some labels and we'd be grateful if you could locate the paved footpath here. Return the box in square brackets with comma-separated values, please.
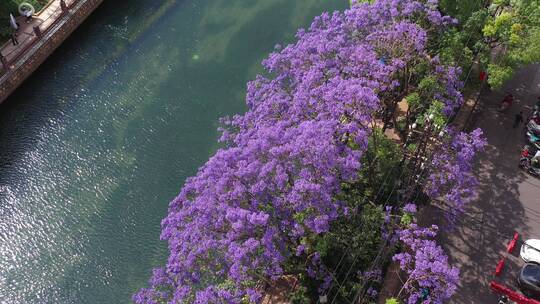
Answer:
[433, 64, 540, 303]
[0, 0, 75, 63]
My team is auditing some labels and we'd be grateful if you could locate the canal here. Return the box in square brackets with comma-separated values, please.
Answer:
[0, 0, 347, 303]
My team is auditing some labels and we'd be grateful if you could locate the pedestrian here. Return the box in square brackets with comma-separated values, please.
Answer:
[514, 111, 524, 128]
[22, 9, 32, 23]
[11, 33, 19, 46]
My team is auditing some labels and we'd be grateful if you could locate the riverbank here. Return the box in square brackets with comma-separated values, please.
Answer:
[0, 0, 103, 104]
[0, 1, 46, 41]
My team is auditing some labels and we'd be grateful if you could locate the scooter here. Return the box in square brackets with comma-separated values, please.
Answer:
[520, 157, 540, 177]
[520, 146, 540, 177]
[527, 117, 540, 135]
[526, 130, 540, 150]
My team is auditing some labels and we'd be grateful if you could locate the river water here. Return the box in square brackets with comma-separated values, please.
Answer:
[0, 1, 347, 303]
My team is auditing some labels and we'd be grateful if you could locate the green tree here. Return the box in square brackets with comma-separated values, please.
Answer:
[439, 0, 540, 88]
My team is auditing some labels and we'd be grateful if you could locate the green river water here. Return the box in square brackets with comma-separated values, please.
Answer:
[0, 1, 347, 303]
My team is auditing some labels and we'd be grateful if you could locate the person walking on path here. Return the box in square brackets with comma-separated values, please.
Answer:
[514, 111, 524, 128]
[11, 33, 19, 46]
[23, 10, 33, 23]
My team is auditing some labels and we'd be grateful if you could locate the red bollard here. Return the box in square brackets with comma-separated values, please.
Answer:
[490, 281, 540, 304]
[508, 232, 519, 253]
[495, 258, 505, 276]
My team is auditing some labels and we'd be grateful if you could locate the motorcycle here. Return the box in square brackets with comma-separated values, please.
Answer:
[526, 130, 540, 150]
[527, 117, 540, 135]
[520, 146, 540, 177]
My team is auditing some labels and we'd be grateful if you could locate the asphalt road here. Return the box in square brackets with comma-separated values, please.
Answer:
[432, 64, 540, 303]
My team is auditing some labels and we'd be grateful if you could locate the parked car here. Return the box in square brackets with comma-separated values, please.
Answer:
[517, 263, 540, 299]
[521, 239, 540, 263]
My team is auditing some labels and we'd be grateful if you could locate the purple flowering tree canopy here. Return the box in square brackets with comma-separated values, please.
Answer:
[426, 128, 487, 216]
[393, 222, 459, 304]
[134, 1, 471, 303]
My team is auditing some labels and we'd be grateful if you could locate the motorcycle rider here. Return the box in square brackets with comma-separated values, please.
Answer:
[514, 111, 524, 128]
[500, 93, 513, 111]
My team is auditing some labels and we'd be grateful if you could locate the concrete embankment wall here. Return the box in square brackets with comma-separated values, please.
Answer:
[0, 0, 104, 104]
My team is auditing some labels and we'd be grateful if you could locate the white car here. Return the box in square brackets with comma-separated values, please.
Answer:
[521, 239, 540, 263]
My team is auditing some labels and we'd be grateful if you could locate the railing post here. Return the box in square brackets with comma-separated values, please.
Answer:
[60, 0, 68, 12]
[33, 25, 42, 38]
[0, 53, 9, 70]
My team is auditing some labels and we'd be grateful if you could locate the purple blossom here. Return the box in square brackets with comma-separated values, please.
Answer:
[393, 224, 459, 304]
[367, 287, 378, 298]
[427, 128, 487, 217]
[403, 203, 417, 214]
[134, 1, 464, 303]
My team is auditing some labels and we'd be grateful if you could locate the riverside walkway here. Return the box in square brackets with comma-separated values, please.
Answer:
[0, 0, 103, 104]
[1, 0, 75, 67]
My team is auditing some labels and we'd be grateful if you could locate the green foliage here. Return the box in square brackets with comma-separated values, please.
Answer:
[400, 213, 413, 226]
[385, 298, 400, 304]
[425, 100, 447, 128]
[436, 29, 474, 67]
[295, 129, 401, 302]
[509, 27, 540, 63]
[406, 143, 418, 154]
[437, 1, 486, 67]
[360, 129, 403, 201]
[290, 285, 310, 304]
[316, 203, 385, 303]
[408, 79, 446, 128]
[483, 11, 513, 38]
[438, 0, 540, 89]
[487, 63, 514, 88]
[418, 75, 441, 99]
[439, 0, 483, 21]
[305, 130, 403, 303]
[351, 0, 375, 5]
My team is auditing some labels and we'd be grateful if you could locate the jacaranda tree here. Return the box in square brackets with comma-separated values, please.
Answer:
[134, 1, 483, 303]
[393, 222, 460, 304]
